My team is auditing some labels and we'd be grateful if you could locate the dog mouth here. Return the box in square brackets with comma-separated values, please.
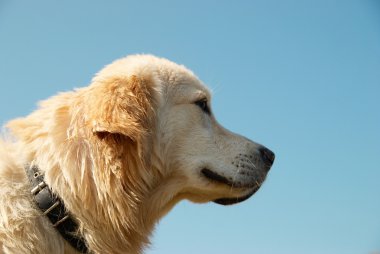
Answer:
[201, 168, 262, 205]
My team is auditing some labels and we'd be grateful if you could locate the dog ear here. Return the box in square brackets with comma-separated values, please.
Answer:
[86, 75, 155, 143]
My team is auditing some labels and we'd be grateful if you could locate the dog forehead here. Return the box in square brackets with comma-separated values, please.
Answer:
[125, 55, 211, 102]
[93, 54, 210, 101]
[166, 82, 210, 104]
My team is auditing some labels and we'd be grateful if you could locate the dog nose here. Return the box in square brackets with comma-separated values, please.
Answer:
[259, 147, 275, 168]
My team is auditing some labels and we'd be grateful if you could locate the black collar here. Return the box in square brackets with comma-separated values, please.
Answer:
[25, 165, 88, 253]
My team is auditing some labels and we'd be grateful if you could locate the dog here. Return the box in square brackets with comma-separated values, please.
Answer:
[0, 55, 275, 254]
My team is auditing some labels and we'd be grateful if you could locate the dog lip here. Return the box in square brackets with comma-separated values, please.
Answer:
[201, 168, 234, 187]
[201, 168, 262, 189]
[201, 168, 262, 205]
[213, 187, 259, 206]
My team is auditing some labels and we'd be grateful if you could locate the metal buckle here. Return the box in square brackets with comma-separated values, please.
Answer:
[31, 181, 47, 195]
[53, 215, 70, 227]
[43, 200, 60, 215]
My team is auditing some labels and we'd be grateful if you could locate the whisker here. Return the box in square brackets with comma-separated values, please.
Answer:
[244, 157, 258, 170]
[230, 161, 242, 192]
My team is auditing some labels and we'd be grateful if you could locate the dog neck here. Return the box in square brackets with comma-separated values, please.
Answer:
[24, 156, 175, 254]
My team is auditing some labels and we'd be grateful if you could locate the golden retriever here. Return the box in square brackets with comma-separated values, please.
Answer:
[0, 55, 275, 254]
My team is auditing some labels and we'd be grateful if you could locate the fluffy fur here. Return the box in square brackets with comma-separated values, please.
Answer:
[0, 55, 274, 254]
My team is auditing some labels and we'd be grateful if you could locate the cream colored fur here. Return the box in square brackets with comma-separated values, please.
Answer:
[0, 55, 272, 254]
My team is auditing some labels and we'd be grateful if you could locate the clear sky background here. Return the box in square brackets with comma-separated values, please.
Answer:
[0, 1, 379, 254]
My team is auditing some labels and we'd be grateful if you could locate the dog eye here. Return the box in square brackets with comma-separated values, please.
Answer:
[194, 99, 210, 114]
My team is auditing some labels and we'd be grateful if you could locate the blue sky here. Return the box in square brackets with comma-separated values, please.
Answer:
[0, 1, 379, 253]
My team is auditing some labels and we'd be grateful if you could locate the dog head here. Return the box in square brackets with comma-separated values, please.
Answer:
[87, 55, 275, 207]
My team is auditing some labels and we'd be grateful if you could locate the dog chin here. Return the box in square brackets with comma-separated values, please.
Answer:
[213, 186, 259, 206]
